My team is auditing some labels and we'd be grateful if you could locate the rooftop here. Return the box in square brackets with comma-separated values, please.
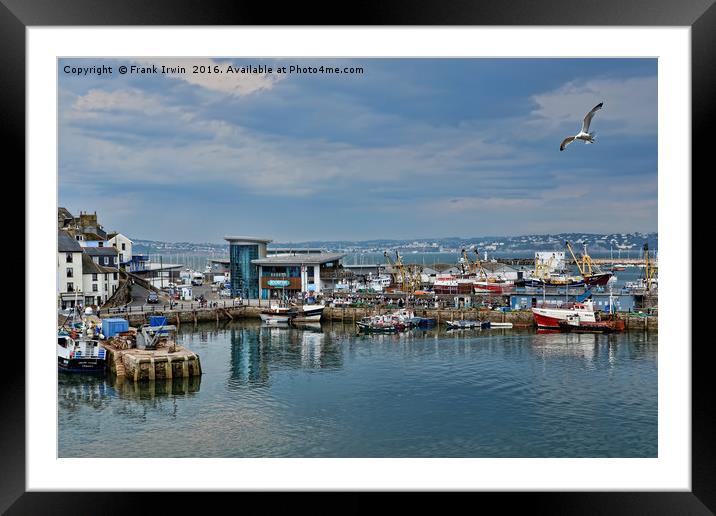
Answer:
[252, 252, 346, 266]
[224, 236, 273, 244]
[81, 254, 117, 274]
[58, 230, 83, 252]
[82, 247, 119, 256]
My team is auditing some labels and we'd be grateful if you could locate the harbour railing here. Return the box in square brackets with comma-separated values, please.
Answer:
[102, 299, 243, 315]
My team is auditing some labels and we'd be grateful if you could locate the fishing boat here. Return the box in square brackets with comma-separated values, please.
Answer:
[558, 313, 625, 333]
[582, 272, 613, 287]
[531, 299, 597, 329]
[356, 317, 406, 333]
[520, 275, 585, 288]
[446, 320, 490, 329]
[260, 305, 298, 324]
[473, 280, 515, 294]
[291, 303, 325, 322]
[433, 275, 475, 294]
[57, 326, 107, 373]
[565, 241, 613, 287]
[407, 316, 437, 328]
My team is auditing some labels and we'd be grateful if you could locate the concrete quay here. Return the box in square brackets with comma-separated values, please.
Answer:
[102, 341, 202, 382]
[99, 304, 657, 331]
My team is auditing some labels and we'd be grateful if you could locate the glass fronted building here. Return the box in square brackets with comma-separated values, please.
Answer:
[252, 253, 346, 300]
[225, 236, 272, 299]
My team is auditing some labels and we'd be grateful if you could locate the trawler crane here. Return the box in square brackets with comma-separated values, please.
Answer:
[642, 243, 657, 291]
[383, 251, 408, 291]
[474, 249, 491, 280]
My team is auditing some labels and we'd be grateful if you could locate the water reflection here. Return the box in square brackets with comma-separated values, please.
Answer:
[109, 375, 202, 399]
[228, 323, 344, 388]
[59, 322, 657, 458]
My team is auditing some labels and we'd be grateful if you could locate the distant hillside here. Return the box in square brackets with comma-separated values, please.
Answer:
[131, 232, 657, 256]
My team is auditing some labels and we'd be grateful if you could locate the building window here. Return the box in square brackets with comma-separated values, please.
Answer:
[230, 244, 260, 299]
[122, 243, 126, 250]
[113, 272, 118, 280]
[93, 257, 99, 264]
[92, 284, 98, 292]
[103, 257, 109, 265]
[98, 242, 104, 247]
[66, 268, 73, 278]
[66, 253, 73, 263]
[92, 273, 97, 281]
[67, 282, 74, 292]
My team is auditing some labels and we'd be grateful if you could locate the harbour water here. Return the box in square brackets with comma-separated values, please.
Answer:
[58, 322, 657, 458]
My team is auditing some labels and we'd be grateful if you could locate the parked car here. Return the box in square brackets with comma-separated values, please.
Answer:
[147, 291, 159, 304]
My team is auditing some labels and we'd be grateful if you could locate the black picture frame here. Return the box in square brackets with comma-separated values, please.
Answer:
[4, 0, 707, 513]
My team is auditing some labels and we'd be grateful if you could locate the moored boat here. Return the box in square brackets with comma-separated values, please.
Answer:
[57, 328, 107, 373]
[356, 317, 405, 333]
[531, 299, 597, 329]
[291, 303, 325, 322]
[558, 313, 625, 333]
[260, 305, 298, 324]
[473, 280, 514, 294]
[446, 320, 490, 329]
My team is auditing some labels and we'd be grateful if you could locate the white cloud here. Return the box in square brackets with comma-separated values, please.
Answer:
[72, 88, 165, 114]
[530, 75, 657, 135]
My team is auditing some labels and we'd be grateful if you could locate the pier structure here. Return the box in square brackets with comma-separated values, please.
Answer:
[98, 297, 657, 332]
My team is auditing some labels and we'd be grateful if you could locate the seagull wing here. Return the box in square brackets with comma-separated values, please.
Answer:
[581, 102, 603, 133]
[560, 136, 576, 151]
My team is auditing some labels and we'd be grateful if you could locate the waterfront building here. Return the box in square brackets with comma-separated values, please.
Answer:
[108, 232, 133, 265]
[225, 236, 272, 299]
[81, 254, 120, 307]
[252, 252, 346, 299]
[83, 246, 120, 269]
[510, 291, 636, 312]
[57, 230, 84, 309]
[266, 247, 325, 255]
[58, 209, 108, 242]
[131, 262, 183, 289]
[480, 262, 525, 281]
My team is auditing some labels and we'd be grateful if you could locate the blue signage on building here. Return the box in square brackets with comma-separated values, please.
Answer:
[267, 280, 291, 287]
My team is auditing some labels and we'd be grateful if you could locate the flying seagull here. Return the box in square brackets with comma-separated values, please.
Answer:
[560, 102, 603, 151]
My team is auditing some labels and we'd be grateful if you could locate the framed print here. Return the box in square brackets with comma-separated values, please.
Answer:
[5, 0, 709, 513]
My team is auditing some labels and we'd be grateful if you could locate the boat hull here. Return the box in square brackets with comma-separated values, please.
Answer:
[292, 306, 325, 322]
[558, 319, 625, 333]
[532, 303, 597, 328]
[58, 356, 106, 373]
[260, 314, 292, 323]
[531, 311, 564, 328]
[523, 278, 585, 288]
[583, 272, 613, 286]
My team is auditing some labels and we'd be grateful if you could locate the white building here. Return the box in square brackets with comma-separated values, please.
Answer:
[58, 230, 84, 309]
[251, 252, 346, 299]
[108, 232, 133, 265]
[81, 254, 120, 307]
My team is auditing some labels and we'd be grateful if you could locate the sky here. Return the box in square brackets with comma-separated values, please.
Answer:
[58, 58, 657, 243]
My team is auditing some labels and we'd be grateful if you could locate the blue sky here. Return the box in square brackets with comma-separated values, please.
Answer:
[58, 58, 657, 243]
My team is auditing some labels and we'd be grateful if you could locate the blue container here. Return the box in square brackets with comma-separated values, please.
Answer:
[149, 316, 167, 327]
[102, 318, 129, 338]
